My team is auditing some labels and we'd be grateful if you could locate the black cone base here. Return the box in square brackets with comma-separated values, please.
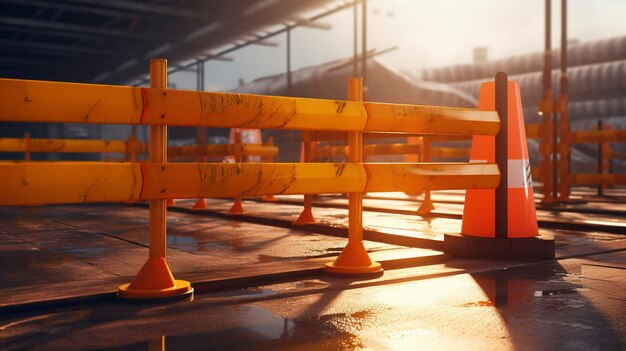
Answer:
[443, 232, 555, 260]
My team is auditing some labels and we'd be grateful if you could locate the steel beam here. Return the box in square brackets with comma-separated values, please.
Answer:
[59, 0, 206, 19]
[0, 0, 157, 20]
[0, 39, 123, 57]
[0, 16, 143, 39]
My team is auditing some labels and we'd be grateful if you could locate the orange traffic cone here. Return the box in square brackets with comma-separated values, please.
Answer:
[417, 192, 435, 215]
[445, 73, 554, 259]
[228, 197, 244, 214]
[192, 198, 208, 210]
[262, 195, 277, 202]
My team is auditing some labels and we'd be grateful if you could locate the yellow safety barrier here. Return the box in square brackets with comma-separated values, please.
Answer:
[312, 143, 469, 159]
[529, 123, 626, 191]
[168, 143, 278, 158]
[0, 137, 147, 154]
[570, 173, 626, 186]
[1, 79, 499, 135]
[0, 59, 507, 300]
[525, 123, 540, 140]
[570, 130, 626, 144]
[307, 131, 473, 142]
[0, 162, 498, 206]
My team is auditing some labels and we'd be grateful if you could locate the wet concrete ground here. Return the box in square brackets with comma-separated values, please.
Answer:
[0, 189, 625, 350]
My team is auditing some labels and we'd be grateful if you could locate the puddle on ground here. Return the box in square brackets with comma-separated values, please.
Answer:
[91, 305, 367, 351]
[533, 288, 591, 297]
[203, 287, 280, 299]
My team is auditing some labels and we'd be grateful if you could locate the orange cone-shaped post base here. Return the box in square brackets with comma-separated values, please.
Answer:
[192, 198, 207, 210]
[325, 241, 382, 275]
[293, 207, 315, 226]
[227, 197, 244, 214]
[417, 198, 435, 215]
[167, 198, 176, 206]
[118, 257, 193, 300]
[262, 195, 277, 202]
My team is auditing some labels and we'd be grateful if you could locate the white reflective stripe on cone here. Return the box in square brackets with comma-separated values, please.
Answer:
[508, 159, 532, 189]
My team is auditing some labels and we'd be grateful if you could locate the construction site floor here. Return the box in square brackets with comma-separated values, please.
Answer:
[0, 189, 624, 350]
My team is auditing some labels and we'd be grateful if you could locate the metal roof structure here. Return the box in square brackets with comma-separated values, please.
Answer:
[0, 0, 349, 84]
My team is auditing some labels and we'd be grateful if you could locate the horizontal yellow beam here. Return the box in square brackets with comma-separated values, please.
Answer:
[0, 138, 146, 154]
[315, 144, 469, 158]
[431, 147, 470, 158]
[365, 163, 499, 192]
[0, 162, 142, 205]
[0, 78, 499, 135]
[1, 78, 143, 124]
[364, 102, 499, 135]
[571, 173, 626, 185]
[0, 162, 500, 206]
[168, 144, 278, 157]
[570, 130, 626, 144]
[308, 132, 473, 142]
[316, 144, 422, 158]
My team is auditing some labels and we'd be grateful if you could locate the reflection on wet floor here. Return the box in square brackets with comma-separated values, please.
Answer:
[1, 255, 624, 351]
[0, 191, 625, 350]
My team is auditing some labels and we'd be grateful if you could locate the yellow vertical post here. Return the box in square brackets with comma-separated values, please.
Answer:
[325, 77, 382, 275]
[540, 0, 556, 204]
[118, 58, 192, 300]
[262, 136, 277, 202]
[294, 131, 316, 225]
[228, 131, 245, 214]
[417, 136, 435, 215]
[558, 0, 571, 201]
[23, 132, 31, 161]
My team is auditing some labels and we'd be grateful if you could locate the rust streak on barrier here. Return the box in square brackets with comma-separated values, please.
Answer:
[0, 78, 499, 135]
[0, 162, 500, 206]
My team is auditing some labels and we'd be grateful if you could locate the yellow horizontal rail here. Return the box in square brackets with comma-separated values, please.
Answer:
[315, 144, 469, 158]
[308, 132, 472, 142]
[168, 144, 278, 157]
[0, 162, 499, 206]
[431, 147, 470, 158]
[570, 130, 626, 144]
[316, 144, 421, 158]
[0, 78, 499, 135]
[571, 173, 626, 185]
[0, 138, 146, 153]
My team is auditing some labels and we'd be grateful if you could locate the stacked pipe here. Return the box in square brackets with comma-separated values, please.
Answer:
[422, 36, 626, 83]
